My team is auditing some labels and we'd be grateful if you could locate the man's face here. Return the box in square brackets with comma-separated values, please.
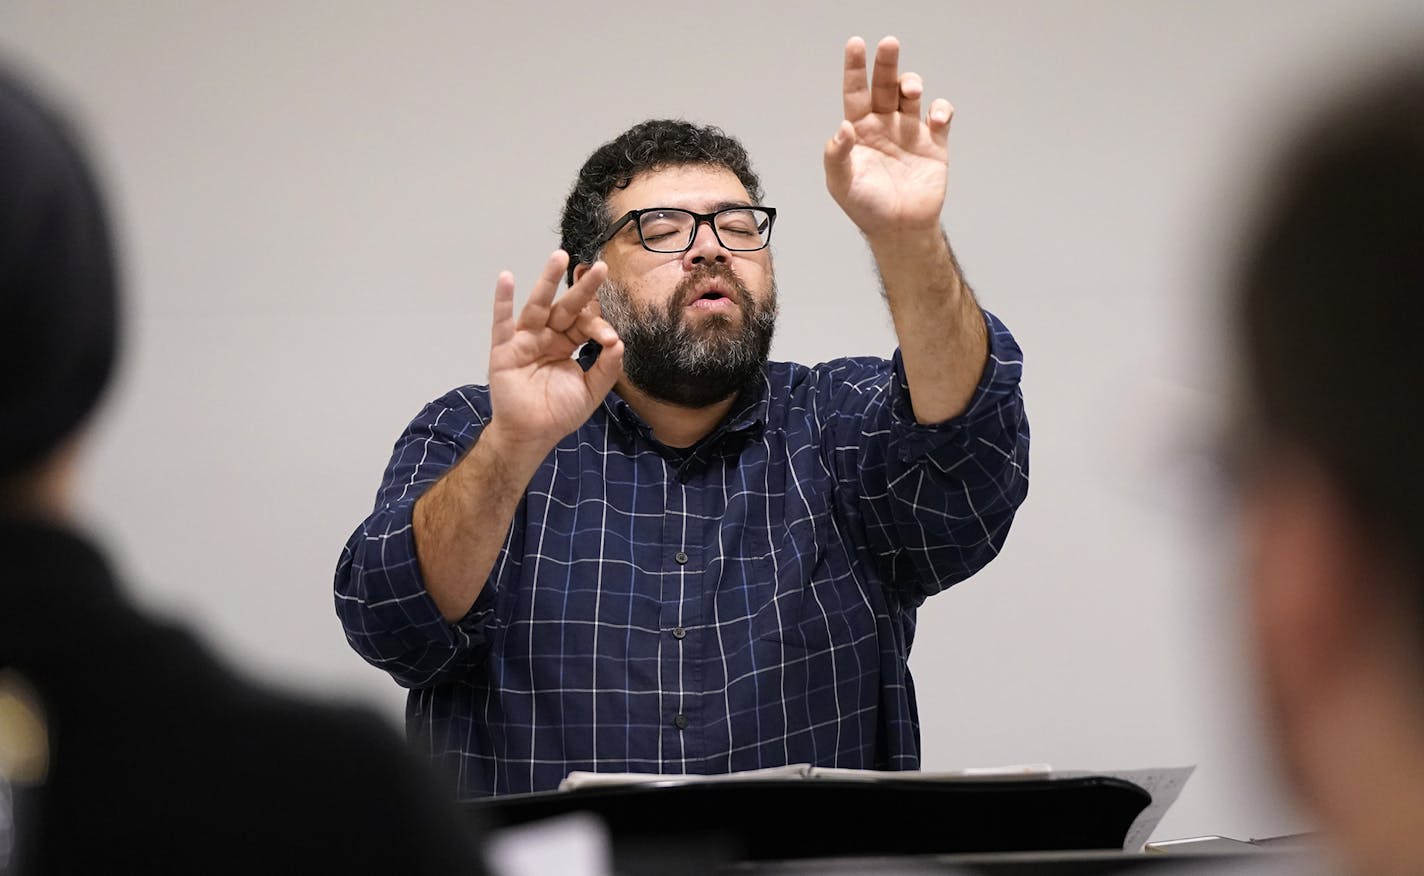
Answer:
[591, 164, 778, 409]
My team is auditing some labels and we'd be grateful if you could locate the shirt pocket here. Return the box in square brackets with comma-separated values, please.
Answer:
[755, 514, 881, 661]
[743, 511, 823, 650]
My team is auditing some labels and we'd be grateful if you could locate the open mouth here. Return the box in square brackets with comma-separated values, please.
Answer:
[687, 290, 736, 311]
[684, 282, 737, 309]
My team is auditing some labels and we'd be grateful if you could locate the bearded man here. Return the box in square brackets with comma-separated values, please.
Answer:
[335, 36, 1029, 799]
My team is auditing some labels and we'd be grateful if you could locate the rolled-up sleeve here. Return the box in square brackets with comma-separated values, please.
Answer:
[834, 310, 1029, 606]
[334, 388, 500, 688]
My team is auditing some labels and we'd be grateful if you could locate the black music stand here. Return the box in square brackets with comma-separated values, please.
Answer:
[469, 775, 1151, 864]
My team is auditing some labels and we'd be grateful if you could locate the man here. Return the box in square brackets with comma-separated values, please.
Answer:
[1231, 56, 1424, 874]
[0, 67, 485, 872]
[336, 36, 1030, 798]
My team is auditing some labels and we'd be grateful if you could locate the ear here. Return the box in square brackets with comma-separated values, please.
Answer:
[1246, 454, 1375, 750]
[571, 262, 591, 285]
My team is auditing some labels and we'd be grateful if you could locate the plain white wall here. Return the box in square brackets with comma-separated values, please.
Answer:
[4, 0, 1421, 843]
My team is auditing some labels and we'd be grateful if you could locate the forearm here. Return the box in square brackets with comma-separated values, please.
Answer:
[868, 226, 988, 424]
[413, 421, 550, 623]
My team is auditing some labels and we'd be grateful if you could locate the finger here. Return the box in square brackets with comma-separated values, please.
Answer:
[898, 73, 923, 120]
[927, 98, 954, 148]
[584, 338, 624, 398]
[570, 299, 619, 349]
[548, 260, 607, 332]
[562, 318, 614, 351]
[823, 120, 856, 193]
[869, 36, 901, 114]
[841, 36, 870, 120]
[516, 250, 570, 332]
[492, 271, 515, 346]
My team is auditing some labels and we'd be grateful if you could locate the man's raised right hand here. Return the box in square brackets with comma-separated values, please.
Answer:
[484, 250, 624, 456]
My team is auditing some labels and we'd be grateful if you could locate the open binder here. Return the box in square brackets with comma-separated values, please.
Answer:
[468, 768, 1168, 861]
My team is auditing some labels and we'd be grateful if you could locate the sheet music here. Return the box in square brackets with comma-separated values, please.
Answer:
[560, 762, 1054, 790]
[807, 763, 1054, 781]
[559, 762, 810, 790]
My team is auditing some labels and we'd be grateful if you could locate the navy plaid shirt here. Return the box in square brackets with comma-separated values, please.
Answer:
[335, 311, 1028, 799]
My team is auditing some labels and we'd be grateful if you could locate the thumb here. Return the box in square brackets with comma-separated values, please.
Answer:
[823, 120, 856, 195]
[585, 338, 624, 399]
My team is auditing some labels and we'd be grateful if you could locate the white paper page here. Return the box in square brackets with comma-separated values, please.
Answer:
[807, 763, 1054, 781]
[559, 762, 811, 791]
[485, 813, 612, 876]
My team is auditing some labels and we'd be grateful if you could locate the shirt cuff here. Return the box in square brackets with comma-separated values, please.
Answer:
[367, 501, 496, 648]
[888, 309, 1025, 463]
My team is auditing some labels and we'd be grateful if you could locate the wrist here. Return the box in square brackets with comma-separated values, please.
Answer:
[867, 225, 966, 301]
[478, 419, 557, 476]
[864, 223, 945, 261]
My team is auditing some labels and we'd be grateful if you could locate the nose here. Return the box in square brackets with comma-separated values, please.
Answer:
[680, 217, 729, 270]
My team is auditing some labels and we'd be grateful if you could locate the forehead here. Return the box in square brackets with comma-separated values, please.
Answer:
[608, 164, 752, 214]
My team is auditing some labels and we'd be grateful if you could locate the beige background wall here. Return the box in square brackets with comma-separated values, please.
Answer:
[4, 0, 1420, 842]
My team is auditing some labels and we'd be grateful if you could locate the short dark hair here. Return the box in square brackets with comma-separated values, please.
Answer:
[1238, 58, 1424, 579]
[559, 119, 764, 285]
[0, 67, 118, 492]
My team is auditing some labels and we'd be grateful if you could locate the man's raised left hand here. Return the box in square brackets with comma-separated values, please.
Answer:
[824, 36, 953, 244]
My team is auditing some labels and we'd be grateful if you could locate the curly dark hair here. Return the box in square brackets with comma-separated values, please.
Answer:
[559, 119, 764, 285]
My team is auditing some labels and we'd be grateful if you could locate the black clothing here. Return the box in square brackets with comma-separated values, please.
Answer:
[1, 519, 485, 874]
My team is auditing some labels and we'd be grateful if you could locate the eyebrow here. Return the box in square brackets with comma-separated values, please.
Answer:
[606, 201, 760, 242]
[641, 200, 755, 213]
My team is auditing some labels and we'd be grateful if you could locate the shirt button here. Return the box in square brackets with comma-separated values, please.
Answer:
[672, 627, 686, 640]
[674, 714, 689, 730]
[674, 551, 689, 565]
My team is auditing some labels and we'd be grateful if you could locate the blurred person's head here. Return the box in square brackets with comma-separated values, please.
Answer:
[1235, 53, 1424, 874]
[0, 67, 118, 519]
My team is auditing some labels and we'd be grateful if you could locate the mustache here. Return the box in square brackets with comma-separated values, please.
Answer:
[672, 263, 751, 308]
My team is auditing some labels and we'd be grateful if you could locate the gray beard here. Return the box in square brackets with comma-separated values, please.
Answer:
[598, 268, 777, 409]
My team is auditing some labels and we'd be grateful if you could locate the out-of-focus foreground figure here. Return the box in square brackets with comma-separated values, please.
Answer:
[1235, 51, 1424, 876]
[0, 66, 484, 874]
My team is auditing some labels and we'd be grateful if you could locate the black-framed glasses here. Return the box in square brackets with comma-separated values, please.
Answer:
[598, 206, 777, 254]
